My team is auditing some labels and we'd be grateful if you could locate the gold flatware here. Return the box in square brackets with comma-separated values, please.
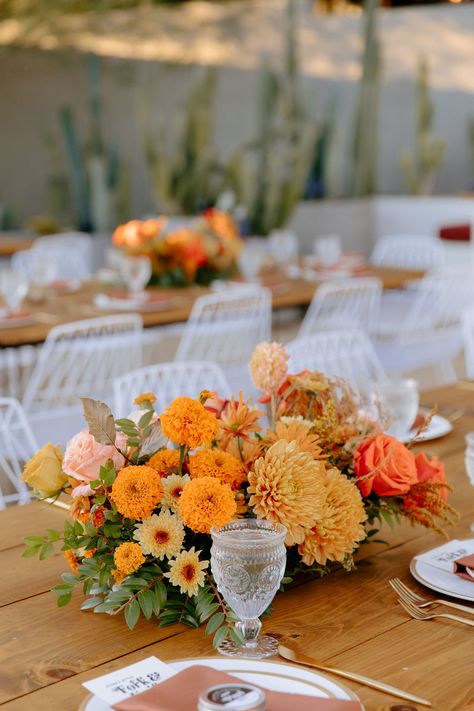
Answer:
[390, 577, 474, 616]
[398, 597, 474, 627]
[277, 644, 432, 707]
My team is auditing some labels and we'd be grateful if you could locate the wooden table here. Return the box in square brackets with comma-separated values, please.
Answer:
[0, 235, 34, 258]
[0, 266, 424, 348]
[0, 383, 473, 710]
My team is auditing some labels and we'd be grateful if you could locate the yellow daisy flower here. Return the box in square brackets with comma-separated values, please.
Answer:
[164, 547, 208, 596]
[162, 474, 190, 513]
[133, 510, 185, 560]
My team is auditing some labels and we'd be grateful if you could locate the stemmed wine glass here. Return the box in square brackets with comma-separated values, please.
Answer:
[375, 378, 420, 440]
[210, 519, 287, 659]
[464, 433, 474, 532]
[119, 255, 152, 298]
[0, 268, 29, 315]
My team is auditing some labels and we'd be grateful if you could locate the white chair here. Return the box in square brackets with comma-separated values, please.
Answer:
[287, 330, 386, 398]
[22, 314, 143, 445]
[462, 304, 474, 380]
[12, 241, 91, 282]
[174, 286, 272, 393]
[34, 232, 94, 274]
[298, 277, 382, 338]
[371, 235, 445, 271]
[114, 361, 232, 417]
[0, 397, 37, 509]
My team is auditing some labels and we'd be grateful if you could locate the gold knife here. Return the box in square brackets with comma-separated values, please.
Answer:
[278, 644, 432, 707]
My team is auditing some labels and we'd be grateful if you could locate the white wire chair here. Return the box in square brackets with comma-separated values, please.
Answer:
[12, 241, 92, 282]
[174, 286, 272, 392]
[22, 314, 143, 445]
[114, 360, 232, 418]
[287, 330, 386, 397]
[0, 397, 37, 509]
[34, 232, 94, 273]
[370, 235, 445, 270]
[298, 277, 382, 338]
[462, 304, 474, 380]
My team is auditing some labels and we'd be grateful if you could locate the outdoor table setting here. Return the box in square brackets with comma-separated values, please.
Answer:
[1, 344, 473, 710]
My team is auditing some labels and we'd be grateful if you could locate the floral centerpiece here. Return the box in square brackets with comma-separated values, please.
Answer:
[111, 209, 243, 287]
[22, 343, 456, 648]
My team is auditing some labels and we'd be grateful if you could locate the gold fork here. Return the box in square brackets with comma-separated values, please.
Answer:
[398, 596, 474, 627]
[389, 578, 474, 616]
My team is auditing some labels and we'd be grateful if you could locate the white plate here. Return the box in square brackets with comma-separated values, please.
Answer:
[410, 557, 474, 602]
[80, 657, 362, 711]
[399, 414, 452, 444]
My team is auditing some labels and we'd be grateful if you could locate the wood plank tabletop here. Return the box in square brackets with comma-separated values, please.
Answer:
[0, 266, 424, 348]
[0, 383, 473, 710]
[0, 235, 34, 258]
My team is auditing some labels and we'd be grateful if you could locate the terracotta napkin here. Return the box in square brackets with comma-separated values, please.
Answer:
[454, 553, 474, 582]
[112, 665, 363, 710]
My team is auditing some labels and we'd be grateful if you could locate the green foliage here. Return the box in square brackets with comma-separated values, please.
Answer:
[400, 58, 446, 196]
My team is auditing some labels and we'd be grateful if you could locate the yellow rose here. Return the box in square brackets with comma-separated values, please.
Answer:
[21, 443, 68, 498]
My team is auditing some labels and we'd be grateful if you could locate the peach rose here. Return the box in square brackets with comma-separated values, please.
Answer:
[63, 430, 125, 485]
[353, 433, 417, 497]
[414, 452, 448, 503]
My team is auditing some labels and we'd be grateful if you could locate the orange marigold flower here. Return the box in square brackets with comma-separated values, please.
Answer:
[64, 549, 80, 575]
[134, 392, 157, 406]
[160, 397, 218, 449]
[179, 477, 236, 533]
[188, 449, 246, 489]
[148, 449, 180, 477]
[83, 548, 97, 559]
[92, 508, 106, 528]
[111, 465, 163, 520]
[113, 542, 145, 577]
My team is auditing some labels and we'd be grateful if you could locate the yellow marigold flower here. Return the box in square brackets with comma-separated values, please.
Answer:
[298, 468, 367, 566]
[162, 473, 190, 513]
[179, 477, 236, 533]
[248, 440, 325, 546]
[113, 542, 145, 578]
[249, 342, 289, 394]
[64, 549, 80, 575]
[188, 449, 246, 489]
[148, 449, 180, 477]
[160, 397, 218, 448]
[134, 392, 157, 406]
[111, 465, 163, 520]
[134, 510, 185, 559]
[164, 547, 208, 596]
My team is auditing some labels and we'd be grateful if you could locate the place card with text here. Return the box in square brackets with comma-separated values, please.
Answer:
[415, 538, 474, 573]
[82, 656, 176, 705]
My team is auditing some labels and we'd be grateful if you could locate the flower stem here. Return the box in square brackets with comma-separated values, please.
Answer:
[112, 575, 163, 616]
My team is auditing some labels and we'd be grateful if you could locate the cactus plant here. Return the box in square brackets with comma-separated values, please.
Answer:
[350, 0, 380, 198]
[399, 58, 446, 196]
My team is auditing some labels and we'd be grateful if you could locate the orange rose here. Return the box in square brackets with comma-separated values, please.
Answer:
[414, 452, 448, 502]
[353, 433, 417, 497]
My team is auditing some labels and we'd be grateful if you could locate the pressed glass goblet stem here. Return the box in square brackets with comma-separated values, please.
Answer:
[236, 618, 261, 649]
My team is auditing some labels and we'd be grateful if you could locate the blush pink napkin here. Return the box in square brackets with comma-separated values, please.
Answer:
[454, 553, 474, 582]
[112, 665, 363, 711]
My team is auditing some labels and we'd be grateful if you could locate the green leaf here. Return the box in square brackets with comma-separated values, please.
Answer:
[380, 509, 394, 530]
[138, 590, 154, 620]
[124, 600, 141, 630]
[115, 418, 138, 430]
[229, 625, 245, 646]
[80, 597, 103, 610]
[81, 397, 116, 445]
[39, 543, 54, 560]
[205, 612, 225, 635]
[57, 593, 72, 607]
[24, 535, 46, 545]
[212, 625, 229, 648]
[46, 529, 60, 542]
[52, 583, 74, 594]
[22, 546, 42, 558]
[182, 614, 200, 629]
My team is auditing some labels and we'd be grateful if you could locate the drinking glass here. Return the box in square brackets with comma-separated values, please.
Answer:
[376, 378, 419, 439]
[313, 234, 342, 266]
[119, 255, 152, 297]
[465, 433, 474, 532]
[237, 240, 266, 283]
[0, 269, 28, 314]
[210, 519, 287, 659]
[268, 230, 299, 273]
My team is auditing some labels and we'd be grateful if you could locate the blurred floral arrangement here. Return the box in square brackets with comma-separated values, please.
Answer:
[22, 343, 456, 647]
[112, 209, 243, 287]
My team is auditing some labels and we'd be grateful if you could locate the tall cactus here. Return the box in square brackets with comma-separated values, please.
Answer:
[350, 0, 380, 198]
[399, 58, 446, 196]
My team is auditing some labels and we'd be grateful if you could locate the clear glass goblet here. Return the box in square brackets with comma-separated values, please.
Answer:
[120, 255, 152, 297]
[210, 519, 287, 659]
[313, 234, 342, 266]
[376, 378, 419, 439]
[0, 269, 28, 314]
[465, 433, 474, 532]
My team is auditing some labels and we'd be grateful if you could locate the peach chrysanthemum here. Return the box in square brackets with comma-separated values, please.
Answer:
[249, 342, 289, 394]
[134, 392, 157, 406]
[162, 473, 190, 513]
[134, 510, 185, 559]
[111, 465, 163, 520]
[160, 397, 218, 448]
[113, 542, 145, 578]
[248, 440, 325, 546]
[265, 420, 325, 460]
[179, 477, 236, 533]
[224, 436, 265, 474]
[64, 549, 80, 574]
[298, 468, 367, 566]
[164, 547, 208, 596]
[217, 392, 263, 448]
[188, 449, 246, 489]
[148, 449, 180, 477]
